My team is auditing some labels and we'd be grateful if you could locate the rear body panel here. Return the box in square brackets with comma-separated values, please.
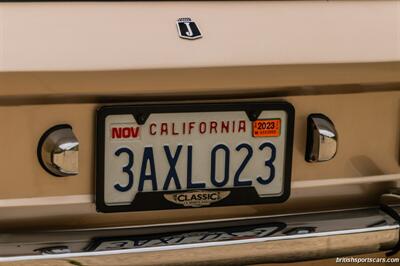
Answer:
[0, 91, 399, 230]
[0, 0, 399, 263]
[1, 1, 399, 71]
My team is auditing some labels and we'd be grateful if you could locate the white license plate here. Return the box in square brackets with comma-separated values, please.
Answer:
[96, 102, 294, 213]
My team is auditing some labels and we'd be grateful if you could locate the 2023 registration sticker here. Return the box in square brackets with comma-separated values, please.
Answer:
[96, 103, 294, 212]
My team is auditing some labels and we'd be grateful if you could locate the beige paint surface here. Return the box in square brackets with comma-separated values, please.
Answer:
[0, 0, 398, 263]
[0, 90, 398, 229]
[0, 1, 399, 71]
[0, 91, 398, 199]
[0, 63, 400, 102]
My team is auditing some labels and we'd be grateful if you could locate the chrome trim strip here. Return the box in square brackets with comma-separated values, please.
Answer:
[1, 227, 397, 263]
[292, 173, 400, 189]
[0, 207, 398, 263]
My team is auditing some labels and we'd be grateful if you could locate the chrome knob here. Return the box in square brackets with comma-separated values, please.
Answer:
[38, 125, 79, 176]
[305, 114, 338, 162]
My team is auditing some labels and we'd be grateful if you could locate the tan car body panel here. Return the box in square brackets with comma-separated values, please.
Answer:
[0, 1, 399, 233]
[0, 89, 399, 230]
[0, 1, 399, 265]
[0, 63, 400, 102]
[0, 1, 399, 71]
[1, 91, 400, 199]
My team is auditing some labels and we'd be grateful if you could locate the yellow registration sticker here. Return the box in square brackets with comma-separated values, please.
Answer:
[252, 119, 281, 137]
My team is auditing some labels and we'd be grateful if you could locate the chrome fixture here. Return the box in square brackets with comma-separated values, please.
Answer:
[0, 207, 398, 263]
[305, 114, 338, 162]
[37, 124, 79, 177]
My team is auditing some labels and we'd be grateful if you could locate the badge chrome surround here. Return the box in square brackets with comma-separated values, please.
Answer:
[164, 190, 230, 207]
[176, 18, 202, 40]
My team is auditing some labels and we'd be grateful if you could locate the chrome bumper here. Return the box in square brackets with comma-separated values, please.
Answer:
[0, 206, 399, 265]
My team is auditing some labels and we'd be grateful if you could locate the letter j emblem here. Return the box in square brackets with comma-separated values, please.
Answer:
[176, 18, 202, 40]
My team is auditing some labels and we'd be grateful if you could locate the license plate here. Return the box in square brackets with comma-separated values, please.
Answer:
[96, 102, 294, 213]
